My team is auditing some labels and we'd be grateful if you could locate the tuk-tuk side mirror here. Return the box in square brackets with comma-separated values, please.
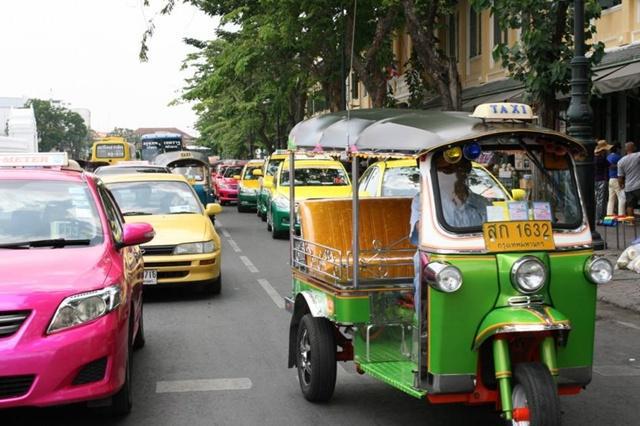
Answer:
[252, 169, 263, 177]
[205, 203, 223, 216]
[511, 189, 526, 201]
[233, 175, 241, 180]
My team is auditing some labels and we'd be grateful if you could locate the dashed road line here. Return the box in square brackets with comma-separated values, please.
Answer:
[227, 239, 242, 253]
[593, 365, 640, 377]
[221, 229, 231, 238]
[239, 256, 259, 273]
[156, 378, 252, 393]
[615, 320, 640, 331]
[257, 278, 284, 309]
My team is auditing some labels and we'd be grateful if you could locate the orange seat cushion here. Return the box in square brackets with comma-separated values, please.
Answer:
[298, 197, 414, 283]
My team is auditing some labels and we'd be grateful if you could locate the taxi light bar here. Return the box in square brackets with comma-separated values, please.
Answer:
[0, 152, 69, 168]
[471, 103, 537, 121]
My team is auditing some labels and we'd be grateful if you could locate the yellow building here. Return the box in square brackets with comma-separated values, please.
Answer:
[347, 0, 640, 143]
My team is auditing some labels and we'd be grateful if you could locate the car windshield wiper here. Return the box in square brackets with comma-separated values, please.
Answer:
[0, 238, 92, 249]
[165, 211, 198, 215]
[122, 211, 153, 216]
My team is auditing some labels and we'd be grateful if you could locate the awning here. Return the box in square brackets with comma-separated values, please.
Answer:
[594, 61, 640, 94]
[461, 88, 525, 110]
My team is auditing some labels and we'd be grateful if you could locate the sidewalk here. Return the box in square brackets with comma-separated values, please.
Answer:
[597, 247, 640, 313]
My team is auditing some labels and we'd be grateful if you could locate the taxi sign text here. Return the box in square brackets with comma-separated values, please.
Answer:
[0, 152, 68, 167]
[483, 220, 555, 252]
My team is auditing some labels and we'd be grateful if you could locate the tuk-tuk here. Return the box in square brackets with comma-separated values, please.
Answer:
[153, 151, 214, 205]
[284, 104, 613, 424]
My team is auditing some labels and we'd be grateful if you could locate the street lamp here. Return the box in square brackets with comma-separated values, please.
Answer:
[566, 0, 604, 249]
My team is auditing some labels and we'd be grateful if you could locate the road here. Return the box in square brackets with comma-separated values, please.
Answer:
[3, 208, 640, 425]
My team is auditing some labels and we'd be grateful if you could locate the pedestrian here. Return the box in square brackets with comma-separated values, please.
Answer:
[594, 140, 612, 222]
[606, 144, 626, 217]
[618, 141, 640, 219]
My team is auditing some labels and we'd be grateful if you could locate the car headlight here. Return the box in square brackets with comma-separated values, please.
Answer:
[423, 262, 463, 293]
[173, 240, 216, 255]
[273, 196, 290, 210]
[48, 285, 122, 334]
[511, 256, 547, 294]
[585, 256, 613, 284]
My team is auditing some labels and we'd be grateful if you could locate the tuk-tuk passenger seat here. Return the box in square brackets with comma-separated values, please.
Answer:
[298, 197, 414, 284]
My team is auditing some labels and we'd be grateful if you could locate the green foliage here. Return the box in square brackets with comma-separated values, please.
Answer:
[108, 128, 141, 146]
[26, 99, 88, 158]
[472, 0, 605, 125]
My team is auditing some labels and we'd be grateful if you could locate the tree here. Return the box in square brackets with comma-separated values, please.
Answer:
[108, 128, 141, 146]
[27, 99, 89, 157]
[473, 0, 604, 127]
[401, 0, 462, 111]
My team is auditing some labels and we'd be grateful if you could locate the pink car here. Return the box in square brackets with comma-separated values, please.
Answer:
[214, 165, 244, 205]
[0, 154, 154, 415]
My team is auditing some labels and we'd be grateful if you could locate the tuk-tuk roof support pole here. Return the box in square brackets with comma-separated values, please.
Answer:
[289, 149, 296, 266]
[351, 154, 360, 289]
[567, 0, 604, 249]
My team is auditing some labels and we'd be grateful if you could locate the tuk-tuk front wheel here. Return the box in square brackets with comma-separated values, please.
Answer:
[296, 314, 336, 402]
[508, 362, 561, 426]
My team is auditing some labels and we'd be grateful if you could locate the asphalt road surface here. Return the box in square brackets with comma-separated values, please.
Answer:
[3, 208, 640, 425]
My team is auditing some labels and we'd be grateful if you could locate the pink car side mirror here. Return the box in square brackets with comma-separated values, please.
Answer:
[121, 223, 155, 247]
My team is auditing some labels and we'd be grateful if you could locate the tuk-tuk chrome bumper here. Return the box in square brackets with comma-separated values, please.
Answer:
[473, 305, 571, 350]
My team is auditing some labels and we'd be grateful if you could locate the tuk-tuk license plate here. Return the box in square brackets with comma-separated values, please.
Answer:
[483, 221, 555, 252]
[143, 269, 158, 285]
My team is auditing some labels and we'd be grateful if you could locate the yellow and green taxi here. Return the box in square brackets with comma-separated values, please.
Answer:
[256, 150, 289, 222]
[237, 159, 265, 212]
[102, 173, 223, 294]
[266, 158, 352, 238]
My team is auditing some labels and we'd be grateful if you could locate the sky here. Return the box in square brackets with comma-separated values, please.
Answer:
[0, 0, 218, 136]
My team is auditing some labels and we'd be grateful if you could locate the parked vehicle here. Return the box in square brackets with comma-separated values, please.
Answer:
[266, 157, 351, 238]
[103, 173, 222, 294]
[0, 153, 154, 415]
[153, 151, 215, 206]
[90, 137, 137, 165]
[237, 159, 265, 212]
[94, 161, 170, 176]
[214, 164, 243, 205]
[256, 150, 289, 221]
[284, 104, 613, 425]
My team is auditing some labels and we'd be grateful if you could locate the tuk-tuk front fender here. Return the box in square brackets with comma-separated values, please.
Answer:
[473, 306, 571, 350]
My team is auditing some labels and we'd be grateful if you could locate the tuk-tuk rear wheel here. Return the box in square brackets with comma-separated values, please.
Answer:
[296, 314, 336, 402]
[507, 362, 561, 426]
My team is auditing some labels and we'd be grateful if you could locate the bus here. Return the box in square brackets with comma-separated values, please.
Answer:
[90, 137, 136, 165]
[140, 132, 183, 161]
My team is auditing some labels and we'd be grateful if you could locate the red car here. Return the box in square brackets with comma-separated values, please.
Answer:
[214, 164, 245, 205]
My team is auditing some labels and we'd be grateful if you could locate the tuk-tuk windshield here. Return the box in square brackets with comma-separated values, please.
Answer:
[172, 165, 206, 182]
[433, 137, 582, 232]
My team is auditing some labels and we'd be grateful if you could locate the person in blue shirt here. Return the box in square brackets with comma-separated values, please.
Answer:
[606, 144, 626, 217]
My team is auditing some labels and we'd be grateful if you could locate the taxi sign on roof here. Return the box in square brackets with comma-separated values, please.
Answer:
[0, 152, 69, 167]
[471, 103, 536, 121]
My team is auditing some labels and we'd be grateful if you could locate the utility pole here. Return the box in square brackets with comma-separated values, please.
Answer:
[567, 0, 604, 249]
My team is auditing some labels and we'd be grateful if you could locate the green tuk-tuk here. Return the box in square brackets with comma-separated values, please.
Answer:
[284, 104, 613, 425]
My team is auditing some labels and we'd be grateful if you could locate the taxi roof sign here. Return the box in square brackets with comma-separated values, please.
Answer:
[0, 152, 69, 168]
[471, 103, 537, 121]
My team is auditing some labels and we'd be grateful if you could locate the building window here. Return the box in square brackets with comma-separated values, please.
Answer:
[469, 8, 482, 58]
[446, 14, 459, 59]
[599, 0, 621, 10]
[493, 14, 507, 46]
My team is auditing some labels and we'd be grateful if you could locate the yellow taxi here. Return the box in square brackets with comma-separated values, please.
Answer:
[266, 158, 352, 238]
[237, 159, 265, 212]
[102, 173, 223, 294]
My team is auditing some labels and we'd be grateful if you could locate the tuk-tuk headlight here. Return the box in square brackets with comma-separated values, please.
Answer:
[511, 256, 547, 294]
[423, 262, 463, 293]
[585, 256, 613, 284]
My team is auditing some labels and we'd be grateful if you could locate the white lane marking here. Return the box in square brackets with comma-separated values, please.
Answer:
[221, 229, 231, 238]
[156, 378, 252, 393]
[593, 365, 640, 377]
[227, 239, 242, 253]
[257, 278, 284, 309]
[338, 363, 349, 374]
[239, 256, 259, 273]
[615, 320, 640, 331]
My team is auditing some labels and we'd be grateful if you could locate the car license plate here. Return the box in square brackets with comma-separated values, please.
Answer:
[143, 269, 158, 285]
[482, 221, 555, 252]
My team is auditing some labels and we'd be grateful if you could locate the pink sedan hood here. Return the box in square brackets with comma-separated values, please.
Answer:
[0, 245, 112, 300]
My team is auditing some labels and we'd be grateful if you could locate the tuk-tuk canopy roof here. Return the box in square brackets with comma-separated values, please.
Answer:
[153, 151, 210, 167]
[288, 108, 585, 157]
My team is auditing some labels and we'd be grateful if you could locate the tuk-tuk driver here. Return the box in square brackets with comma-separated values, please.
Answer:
[437, 155, 489, 228]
